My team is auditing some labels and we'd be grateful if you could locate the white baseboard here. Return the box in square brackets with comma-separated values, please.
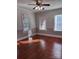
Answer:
[17, 33, 37, 41]
[17, 33, 62, 41]
[36, 33, 62, 38]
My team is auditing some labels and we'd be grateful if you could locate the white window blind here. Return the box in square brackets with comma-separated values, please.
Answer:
[54, 15, 62, 31]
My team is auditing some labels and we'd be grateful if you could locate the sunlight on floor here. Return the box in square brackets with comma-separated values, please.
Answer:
[40, 40, 46, 49]
[53, 42, 62, 58]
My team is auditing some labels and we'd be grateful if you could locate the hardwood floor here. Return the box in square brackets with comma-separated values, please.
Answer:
[17, 35, 62, 59]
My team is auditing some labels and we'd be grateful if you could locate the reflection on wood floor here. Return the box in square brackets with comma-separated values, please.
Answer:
[17, 35, 62, 59]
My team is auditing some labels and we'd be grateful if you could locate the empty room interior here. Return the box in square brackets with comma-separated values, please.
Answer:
[17, 0, 62, 59]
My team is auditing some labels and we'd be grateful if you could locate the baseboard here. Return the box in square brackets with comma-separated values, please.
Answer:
[17, 33, 62, 41]
[17, 33, 37, 41]
[36, 33, 62, 38]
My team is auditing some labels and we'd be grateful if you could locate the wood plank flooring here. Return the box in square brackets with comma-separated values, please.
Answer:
[17, 35, 62, 59]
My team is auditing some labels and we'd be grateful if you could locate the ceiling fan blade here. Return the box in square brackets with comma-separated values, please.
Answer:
[42, 4, 50, 6]
[28, 4, 36, 5]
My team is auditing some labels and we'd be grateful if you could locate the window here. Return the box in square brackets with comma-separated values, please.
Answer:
[39, 20, 47, 30]
[23, 15, 30, 32]
[54, 15, 62, 31]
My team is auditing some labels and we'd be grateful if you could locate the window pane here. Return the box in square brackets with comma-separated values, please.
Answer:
[23, 15, 30, 32]
[54, 15, 62, 31]
[39, 20, 47, 30]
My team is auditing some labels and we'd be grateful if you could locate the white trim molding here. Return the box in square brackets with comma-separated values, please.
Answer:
[17, 33, 62, 41]
[36, 33, 62, 38]
[17, 33, 37, 41]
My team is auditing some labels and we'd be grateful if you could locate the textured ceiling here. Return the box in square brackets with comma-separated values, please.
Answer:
[17, 0, 62, 12]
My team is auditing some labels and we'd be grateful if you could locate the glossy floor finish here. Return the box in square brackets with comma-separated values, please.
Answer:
[17, 35, 62, 59]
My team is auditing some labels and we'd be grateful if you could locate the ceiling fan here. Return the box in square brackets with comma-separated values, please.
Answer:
[28, 0, 50, 10]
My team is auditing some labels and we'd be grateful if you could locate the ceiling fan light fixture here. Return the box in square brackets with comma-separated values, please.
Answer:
[33, 6, 44, 10]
